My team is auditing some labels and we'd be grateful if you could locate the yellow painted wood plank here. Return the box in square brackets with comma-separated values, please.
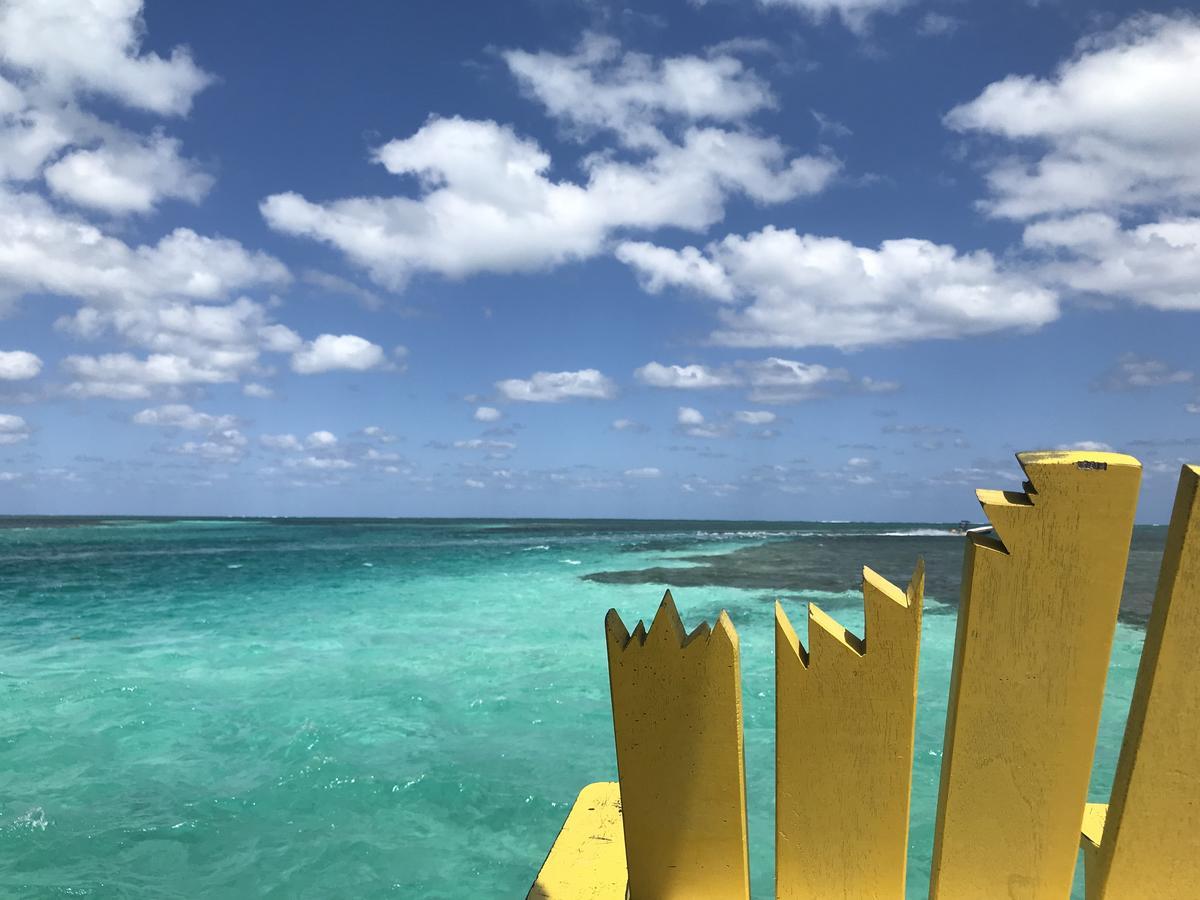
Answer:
[776, 561, 924, 900]
[1079, 801, 1107, 896]
[606, 592, 750, 900]
[1081, 464, 1200, 900]
[930, 450, 1141, 900]
[526, 782, 628, 900]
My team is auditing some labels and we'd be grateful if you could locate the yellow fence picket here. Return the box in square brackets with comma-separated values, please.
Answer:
[929, 451, 1141, 899]
[525, 782, 627, 900]
[1079, 465, 1200, 899]
[775, 561, 923, 900]
[605, 591, 750, 900]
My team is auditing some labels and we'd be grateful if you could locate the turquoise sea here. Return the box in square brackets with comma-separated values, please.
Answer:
[0, 518, 1167, 898]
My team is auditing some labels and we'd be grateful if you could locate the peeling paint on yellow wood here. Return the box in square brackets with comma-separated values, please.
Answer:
[606, 592, 750, 900]
[1079, 465, 1200, 900]
[526, 782, 628, 900]
[775, 561, 923, 900]
[929, 451, 1141, 900]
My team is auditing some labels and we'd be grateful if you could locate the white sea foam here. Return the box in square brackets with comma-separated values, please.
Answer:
[877, 529, 960, 537]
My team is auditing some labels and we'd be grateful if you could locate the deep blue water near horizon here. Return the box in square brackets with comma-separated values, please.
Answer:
[0, 518, 1164, 898]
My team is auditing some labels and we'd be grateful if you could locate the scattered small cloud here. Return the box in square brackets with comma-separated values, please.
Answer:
[261, 433, 303, 452]
[291, 334, 388, 375]
[0, 351, 42, 381]
[1057, 441, 1114, 452]
[611, 418, 650, 433]
[243, 382, 274, 399]
[634, 362, 739, 390]
[674, 406, 729, 438]
[496, 369, 616, 402]
[733, 410, 777, 425]
[305, 430, 338, 449]
[0, 413, 31, 445]
[1094, 354, 1193, 392]
[132, 404, 236, 431]
[811, 110, 852, 139]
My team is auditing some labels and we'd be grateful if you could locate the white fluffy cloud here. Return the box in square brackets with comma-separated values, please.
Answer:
[496, 368, 615, 402]
[132, 404, 236, 431]
[634, 362, 739, 389]
[615, 242, 734, 300]
[1025, 214, 1200, 310]
[261, 433, 303, 452]
[741, 357, 860, 403]
[0, 412, 30, 444]
[263, 35, 835, 289]
[474, 406, 502, 422]
[1, 192, 288, 308]
[290, 334, 387, 375]
[0, 350, 41, 380]
[56, 295, 292, 398]
[0, 2, 331, 401]
[503, 34, 775, 148]
[620, 227, 1058, 348]
[263, 117, 834, 288]
[633, 355, 890, 402]
[0, 0, 211, 116]
[44, 134, 212, 214]
[1, 192, 291, 397]
[306, 430, 338, 449]
[674, 405, 729, 439]
[174, 428, 247, 463]
[62, 352, 239, 399]
[0, 1, 213, 215]
[947, 15, 1200, 219]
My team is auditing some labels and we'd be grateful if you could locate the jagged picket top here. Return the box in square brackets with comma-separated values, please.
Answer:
[605, 591, 749, 900]
[776, 562, 924, 900]
[527, 451, 1200, 900]
[930, 451, 1141, 899]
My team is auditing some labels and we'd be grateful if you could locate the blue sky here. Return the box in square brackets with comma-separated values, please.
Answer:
[1, 0, 1197, 520]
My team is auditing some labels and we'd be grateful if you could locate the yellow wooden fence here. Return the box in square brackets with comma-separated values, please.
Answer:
[526, 451, 1200, 899]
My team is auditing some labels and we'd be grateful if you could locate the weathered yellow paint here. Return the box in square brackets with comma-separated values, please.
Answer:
[1077, 464, 1200, 899]
[775, 562, 924, 900]
[929, 451, 1141, 900]
[605, 592, 750, 900]
[526, 782, 627, 900]
[1079, 801, 1107, 895]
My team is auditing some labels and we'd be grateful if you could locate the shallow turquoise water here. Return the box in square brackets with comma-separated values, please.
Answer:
[0, 519, 1155, 897]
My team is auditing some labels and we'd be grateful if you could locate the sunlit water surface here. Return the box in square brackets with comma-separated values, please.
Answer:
[0, 519, 1163, 897]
